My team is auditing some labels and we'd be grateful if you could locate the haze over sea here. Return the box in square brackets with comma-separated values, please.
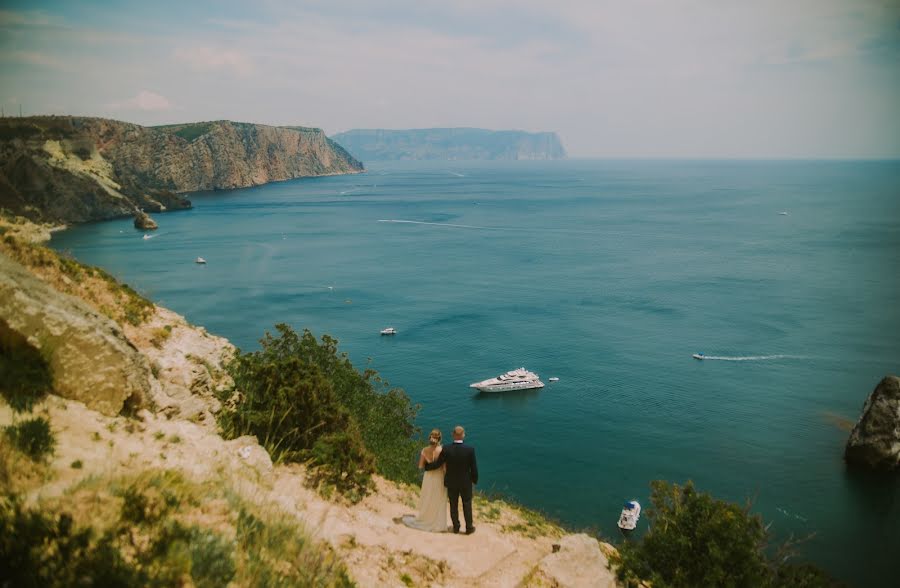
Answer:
[52, 160, 899, 584]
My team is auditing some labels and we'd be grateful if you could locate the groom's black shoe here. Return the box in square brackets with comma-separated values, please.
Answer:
[453, 527, 460, 534]
[465, 527, 476, 535]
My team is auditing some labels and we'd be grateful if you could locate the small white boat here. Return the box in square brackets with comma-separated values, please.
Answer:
[195, 257, 207, 264]
[380, 327, 397, 336]
[548, 377, 560, 382]
[692, 353, 705, 360]
[470, 368, 544, 393]
[778, 211, 790, 216]
[142, 234, 154, 240]
[617, 500, 641, 532]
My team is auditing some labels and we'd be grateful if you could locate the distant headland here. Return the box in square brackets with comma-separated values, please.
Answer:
[0, 116, 364, 224]
[331, 128, 567, 161]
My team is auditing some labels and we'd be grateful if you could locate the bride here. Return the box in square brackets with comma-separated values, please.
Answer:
[402, 429, 448, 532]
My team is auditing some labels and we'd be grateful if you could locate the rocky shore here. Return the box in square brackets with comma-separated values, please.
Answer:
[0, 116, 365, 224]
[0, 218, 619, 587]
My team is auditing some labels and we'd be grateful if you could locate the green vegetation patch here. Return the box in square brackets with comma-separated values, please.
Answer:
[0, 469, 351, 588]
[0, 319, 53, 412]
[3, 416, 56, 462]
[154, 122, 215, 142]
[612, 480, 838, 588]
[218, 324, 421, 502]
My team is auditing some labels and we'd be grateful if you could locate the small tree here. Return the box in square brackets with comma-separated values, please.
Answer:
[219, 324, 421, 500]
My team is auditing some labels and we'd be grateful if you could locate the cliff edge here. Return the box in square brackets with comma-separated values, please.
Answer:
[0, 117, 364, 224]
[0, 219, 619, 587]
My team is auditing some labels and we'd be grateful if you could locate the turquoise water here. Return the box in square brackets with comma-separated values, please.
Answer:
[51, 160, 899, 584]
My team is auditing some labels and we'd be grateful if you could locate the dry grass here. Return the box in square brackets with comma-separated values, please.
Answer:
[0, 219, 154, 326]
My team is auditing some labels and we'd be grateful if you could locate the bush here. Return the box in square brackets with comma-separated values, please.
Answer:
[0, 494, 141, 588]
[612, 480, 837, 588]
[4, 417, 55, 461]
[0, 320, 53, 412]
[219, 324, 421, 500]
[0, 469, 350, 587]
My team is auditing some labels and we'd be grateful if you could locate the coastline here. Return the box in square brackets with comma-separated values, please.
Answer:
[0, 217, 620, 586]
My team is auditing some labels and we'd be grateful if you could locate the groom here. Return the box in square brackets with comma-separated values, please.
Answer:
[425, 425, 478, 534]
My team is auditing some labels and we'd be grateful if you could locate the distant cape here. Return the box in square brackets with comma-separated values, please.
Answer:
[331, 128, 566, 161]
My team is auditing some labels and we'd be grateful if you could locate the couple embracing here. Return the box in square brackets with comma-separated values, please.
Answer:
[404, 425, 478, 534]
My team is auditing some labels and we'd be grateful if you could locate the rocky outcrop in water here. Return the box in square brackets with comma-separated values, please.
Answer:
[845, 375, 900, 470]
[134, 210, 158, 230]
[0, 116, 364, 224]
[331, 127, 567, 161]
[0, 251, 150, 415]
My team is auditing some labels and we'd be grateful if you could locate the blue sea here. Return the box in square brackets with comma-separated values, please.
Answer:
[51, 160, 900, 584]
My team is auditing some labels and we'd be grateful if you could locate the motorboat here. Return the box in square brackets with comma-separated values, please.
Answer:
[692, 353, 705, 360]
[380, 327, 397, 336]
[617, 500, 641, 533]
[778, 211, 790, 216]
[548, 377, 560, 382]
[195, 257, 207, 264]
[142, 234, 154, 240]
[470, 368, 544, 393]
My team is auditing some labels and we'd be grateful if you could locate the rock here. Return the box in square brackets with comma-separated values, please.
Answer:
[534, 533, 618, 587]
[134, 210, 158, 230]
[845, 376, 900, 470]
[0, 251, 150, 415]
[225, 435, 273, 476]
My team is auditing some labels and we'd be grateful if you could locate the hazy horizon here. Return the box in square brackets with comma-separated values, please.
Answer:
[1, 0, 899, 158]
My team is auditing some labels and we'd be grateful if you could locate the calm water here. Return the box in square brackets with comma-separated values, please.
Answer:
[52, 160, 900, 584]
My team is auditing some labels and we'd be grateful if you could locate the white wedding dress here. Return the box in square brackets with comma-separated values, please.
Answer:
[402, 448, 448, 532]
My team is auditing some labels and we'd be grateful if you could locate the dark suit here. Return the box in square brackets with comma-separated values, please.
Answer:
[425, 440, 478, 532]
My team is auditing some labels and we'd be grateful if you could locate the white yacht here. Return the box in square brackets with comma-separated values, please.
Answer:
[470, 368, 544, 393]
[380, 327, 397, 336]
[617, 500, 641, 533]
[195, 257, 207, 264]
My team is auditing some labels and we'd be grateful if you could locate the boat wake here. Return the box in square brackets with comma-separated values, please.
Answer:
[378, 219, 503, 231]
[699, 354, 801, 361]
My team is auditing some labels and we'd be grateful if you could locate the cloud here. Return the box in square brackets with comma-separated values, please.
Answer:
[109, 90, 174, 111]
[0, 50, 63, 68]
[173, 46, 253, 75]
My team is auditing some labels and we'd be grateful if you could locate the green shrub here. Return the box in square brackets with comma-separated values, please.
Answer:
[0, 494, 141, 587]
[226, 324, 418, 482]
[612, 480, 836, 588]
[307, 430, 375, 503]
[0, 320, 53, 412]
[220, 324, 421, 500]
[4, 417, 55, 461]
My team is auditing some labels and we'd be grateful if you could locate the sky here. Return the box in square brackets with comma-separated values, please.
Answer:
[1, 0, 899, 158]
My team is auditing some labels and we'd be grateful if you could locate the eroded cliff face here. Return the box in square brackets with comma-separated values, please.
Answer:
[0, 117, 364, 223]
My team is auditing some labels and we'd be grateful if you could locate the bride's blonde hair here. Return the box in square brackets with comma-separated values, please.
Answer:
[428, 429, 442, 446]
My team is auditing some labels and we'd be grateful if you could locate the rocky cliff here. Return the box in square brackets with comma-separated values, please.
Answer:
[0, 116, 364, 223]
[0, 219, 620, 587]
[845, 375, 900, 470]
[331, 128, 567, 161]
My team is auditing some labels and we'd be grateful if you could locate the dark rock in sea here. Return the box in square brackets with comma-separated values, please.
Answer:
[845, 375, 900, 470]
[134, 210, 158, 230]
